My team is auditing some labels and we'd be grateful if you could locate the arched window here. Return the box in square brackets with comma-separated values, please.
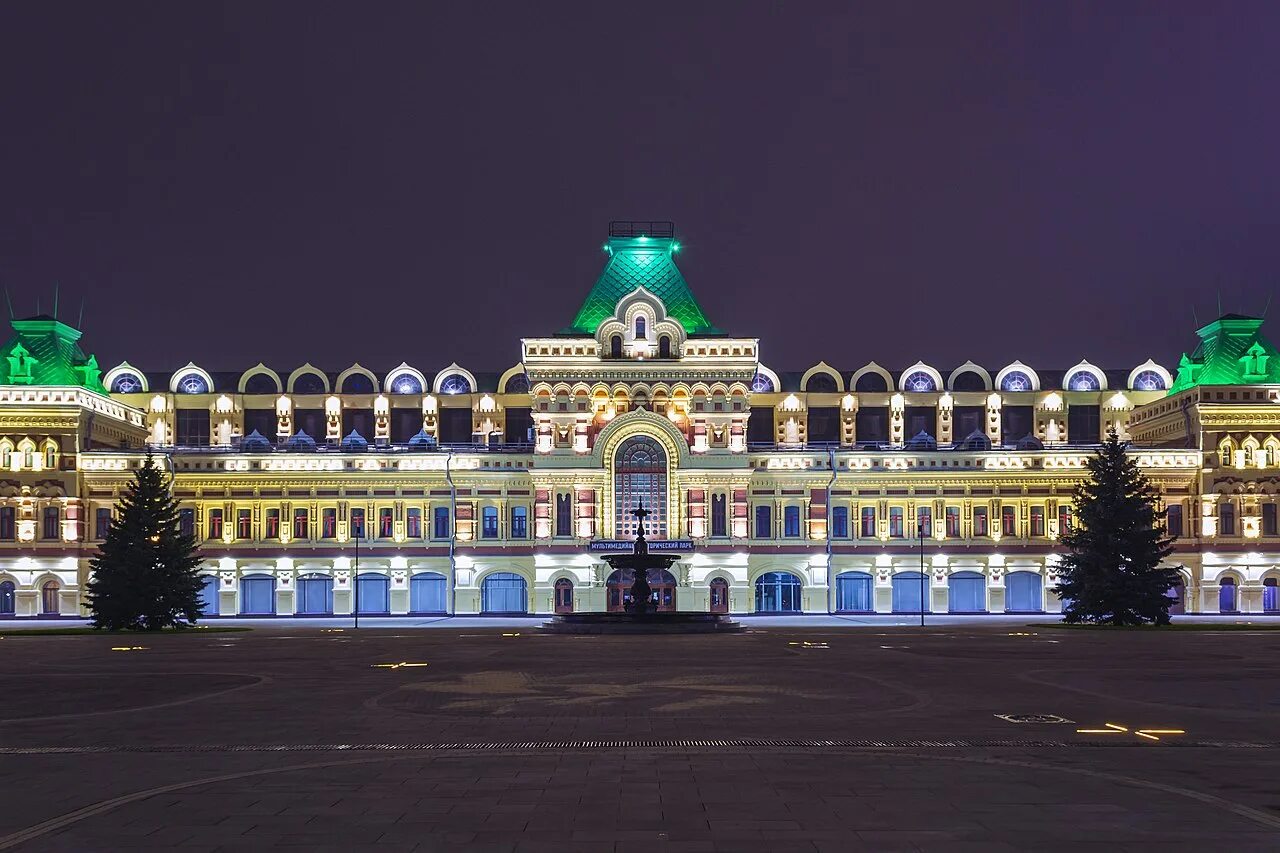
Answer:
[615, 436, 667, 538]
[22, 446, 34, 469]
[1219, 440, 1235, 466]
[1006, 571, 1043, 612]
[341, 373, 376, 394]
[481, 572, 527, 613]
[554, 578, 574, 614]
[658, 336, 671, 358]
[951, 371, 987, 392]
[175, 373, 209, 394]
[504, 373, 529, 394]
[805, 373, 838, 393]
[1264, 577, 1278, 613]
[391, 374, 424, 395]
[891, 571, 928, 614]
[835, 571, 873, 613]
[44, 444, 56, 470]
[410, 572, 447, 613]
[243, 373, 278, 394]
[1132, 370, 1166, 392]
[855, 372, 888, 393]
[239, 573, 276, 615]
[41, 580, 60, 615]
[947, 571, 986, 612]
[751, 373, 775, 393]
[0, 445, 10, 469]
[1244, 443, 1256, 466]
[1000, 371, 1033, 392]
[635, 315, 647, 340]
[292, 372, 327, 395]
[903, 371, 937, 392]
[110, 372, 144, 393]
[295, 573, 334, 615]
[1066, 371, 1100, 392]
[439, 374, 472, 395]
[0, 580, 15, 616]
[356, 572, 390, 615]
[755, 572, 802, 613]
[610, 335, 622, 358]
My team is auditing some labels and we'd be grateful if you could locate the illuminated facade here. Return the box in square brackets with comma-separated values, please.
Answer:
[1, 222, 1276, 618]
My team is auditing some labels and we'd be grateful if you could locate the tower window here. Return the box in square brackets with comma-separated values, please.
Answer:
[635, 316, 647, 340]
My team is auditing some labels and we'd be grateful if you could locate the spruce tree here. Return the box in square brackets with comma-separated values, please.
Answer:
[86, 451, 204, 630]
[1054, 427, 1178, 625]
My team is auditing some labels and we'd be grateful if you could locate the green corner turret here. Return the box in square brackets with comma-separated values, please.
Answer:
[564, 221, 721, 336]
[1168, 313, 1280, 394]
[0, 314, 108, 393]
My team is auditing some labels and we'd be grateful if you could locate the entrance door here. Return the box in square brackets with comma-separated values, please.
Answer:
[554, 578, 574, 614]
[199, 575, 220, 615]
[606, 569, 677, 612]
[1167, 579, 1186, 615]
[709, 577, 730, 613]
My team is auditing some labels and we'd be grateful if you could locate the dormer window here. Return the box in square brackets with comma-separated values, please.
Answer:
[635, 316, 647, 340]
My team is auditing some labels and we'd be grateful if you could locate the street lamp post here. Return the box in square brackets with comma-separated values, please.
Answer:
[918, 519, 926, 628]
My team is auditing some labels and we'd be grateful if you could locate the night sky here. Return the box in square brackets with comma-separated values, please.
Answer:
[3, 2, 1278, 376]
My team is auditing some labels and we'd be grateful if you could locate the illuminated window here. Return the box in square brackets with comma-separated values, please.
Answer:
[751, 373, 775, 393]
[482, 506, 498, 539]
[860, 507, 876, 537]
[439, 374, 472, 395]
[635, 315, 647, 340]
[175, 373, 209, 394]
[379, 508, 394, 538]
[293, 509, 308, 540]
[783, 506, 801, 537]
[889, 507, 904, 538]
[208, 509, 223, 539]
[44, 445, 56, 469]
[916, 507, 931, 538]
[510, 506, 527, 539]
[1059, 505, 1072, 534]
[754, 505, 772, 538]
[110, 372, 143, 393]
[831, 505, 848, 538]
[406, 507, 422, 538]
[433, 507, 450, 539]
[614, 436, 667, 538]
[1030, 506, 1045, 537]
[945, 507, 960, 537]
[1066, 371, 1100, 392]
[236, 509, 251, 539]
[322, 509, 337, 538]
[1132, 370, 1166, 391]
[391, 374, 423, 395]
[265, 509, 280, 539]
[1000, 371, 1032, 392]
[903, 371, 937, 393]
[350, 508, 366, 539]
[1001, 506, 1017, 537]
[342, 373, 376, 394]
[973, 506, 988, 537]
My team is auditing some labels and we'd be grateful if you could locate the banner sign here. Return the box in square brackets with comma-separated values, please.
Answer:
[588, 539, 695, 554]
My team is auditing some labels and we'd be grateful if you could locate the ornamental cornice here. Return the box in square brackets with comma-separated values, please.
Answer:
[1199, 412, 1280, 427]
[525, 368, 755, 383]
[0, 415, 83, 430]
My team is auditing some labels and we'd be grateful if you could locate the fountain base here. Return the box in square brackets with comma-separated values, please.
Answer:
[537, 612, 744, 635]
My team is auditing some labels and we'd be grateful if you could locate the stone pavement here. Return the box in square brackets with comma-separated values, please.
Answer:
[1, 623, 1278, 850]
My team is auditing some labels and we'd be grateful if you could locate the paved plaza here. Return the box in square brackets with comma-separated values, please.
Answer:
[1, 621, 1279, 851]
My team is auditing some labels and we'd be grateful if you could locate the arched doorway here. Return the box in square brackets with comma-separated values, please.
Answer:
[295, 573, 333, 615]
[948, 571, 986, 613]
[482, 572, 528, 614]
[410, 572, 447, 614]
[1005, 571, 1043, 613]
[199, 575, 220, 615]
[607, 569, 676, 612]
[891, 571, 928, 614]
[356, 573, 390, 615]
[1167, 578, 1186, 615]
[0, 580, 14, 616]
[835, 571, 874, 613]
[1264, 577, 1278, 614]
[755, 571, 802, 613]
[239, 574, 276, 615]
[41, 581, 60, 615]
[1219, 576, 1238, 613]
[709, 577, 730, 613]
[614, 435, 667, 538]
[554, 578, 574, 614]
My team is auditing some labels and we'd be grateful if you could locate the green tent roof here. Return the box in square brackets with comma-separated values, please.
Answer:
[1168, 314, 1280, 394]
[0, 315, 106, 392]
[563, 234, 721, 336]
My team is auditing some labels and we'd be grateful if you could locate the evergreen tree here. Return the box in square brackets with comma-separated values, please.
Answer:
[1054, 427, 1178, 625]
[86, 451, 204, 630]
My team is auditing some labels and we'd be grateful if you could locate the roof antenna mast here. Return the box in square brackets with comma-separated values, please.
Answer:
[77, 297, 85, 329]
[3, 289, 13, 320]
[1262, 293, 1273, 319]
[52, 281, 59, 319]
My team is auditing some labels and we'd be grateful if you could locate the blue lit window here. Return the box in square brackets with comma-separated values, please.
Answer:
[1132, 370, 1166, 391]
[783, 505, 801, 537]
[903, 371, 937, 392]
[175, 373, 209, 394]
[391, 374, 424, 394]
[1000, 370, 1032, 392]
[110, 372, 143, 393]
[439, 374, 472, 395]
[751, 373, 774, 393]
[1066, 371, 1100, 392]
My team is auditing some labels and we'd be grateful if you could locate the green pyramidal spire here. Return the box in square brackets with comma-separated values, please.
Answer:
[1168, 313, 1280, 394]
[564, 222, 721, 336]
[0, 313, 107, 393]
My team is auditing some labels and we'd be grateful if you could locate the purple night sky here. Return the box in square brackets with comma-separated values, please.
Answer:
[2, 2, 1278, 374]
